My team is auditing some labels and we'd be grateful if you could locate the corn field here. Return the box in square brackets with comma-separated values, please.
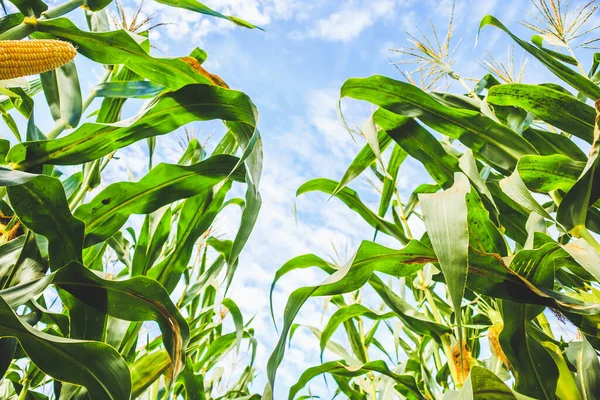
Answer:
[0, 0, 598, 399]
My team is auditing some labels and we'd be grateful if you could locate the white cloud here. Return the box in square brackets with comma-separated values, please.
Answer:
[118, 0, 310, 47]
[291, 0, 401, 42]
[306, 7, 375, 41]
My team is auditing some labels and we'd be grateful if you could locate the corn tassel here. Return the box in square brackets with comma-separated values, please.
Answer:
[0, 39, 77, 80]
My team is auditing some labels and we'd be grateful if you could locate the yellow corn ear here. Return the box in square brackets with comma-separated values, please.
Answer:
[488, 321, 511, 369]
[451, 341, 474, 386]
[0, 39, 77, 80]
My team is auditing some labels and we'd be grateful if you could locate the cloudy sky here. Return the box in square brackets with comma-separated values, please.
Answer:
[17, 0, 598, 397]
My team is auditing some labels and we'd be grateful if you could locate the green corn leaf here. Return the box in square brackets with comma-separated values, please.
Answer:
[9, 0, 46, 17]
[487, 84, 595, 144]
[0, 233, 44, 289]
[0, 295, 131, 400]
[499, 169, 553, 221]
[378, 144, 407, 219]
[93, 81, 165, 99]
[222, 298, 244, 350]
[297, 178, 408, 243]
[55, 61, 82, 130]
[130, 349, 170, 398]
[561, 239, 600, 283]
[499, 243, 560, 399]
[29, 18, 210, 90]
[375, 109, 459, 189]
[39, 70, 61, 123]
[131, 208, 172, 277]
[319, 304, 395, 359]
[565, 337, 600, 399]
[419, 172, 470, 349]
[0, 166, 36, 186]
[7, 175, 84, 270]
[265, 239, 440, 397]
[82, 0, 111, 12]
[96, 66, 140, 124]
[269, 254, 335, 328]
[526, 326, 583, 400]
[448, 366, 519, 399]
[177, 358, 206, 400]
[224, 121, 262, 268]
[148, 181, 231, 292]
[334, 128, 395, 194]
[75, 156, 242, 247]
[517, 155, 585, 192]
[368, 274, 451, 341]
[287, 360, 425, 400]
[465, 188, 507, 255]
[6, 261, 190, 379]
[523, 128, 587, 161]
[341, 76, 537, 173]
[557, 104, 600, 234]
[7, 84, 256, 170]
[479, 15, 600, 100]
[459, 149, 496, 211]
[153, 0, 262, 29]
[531, 35, 578, 65]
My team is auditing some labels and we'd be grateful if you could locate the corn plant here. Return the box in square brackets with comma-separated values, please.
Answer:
[0, 0, 262, 398]
[267, 2, 600, 399]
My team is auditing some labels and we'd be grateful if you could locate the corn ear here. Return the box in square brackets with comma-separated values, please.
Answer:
[0, 39, 77, 80]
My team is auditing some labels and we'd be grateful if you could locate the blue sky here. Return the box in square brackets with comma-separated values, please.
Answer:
[11, 0, 598, 397]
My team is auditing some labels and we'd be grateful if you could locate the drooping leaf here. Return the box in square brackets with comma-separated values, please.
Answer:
[223, 121, 262, 268]
[29, 18, 211, 90]
[517, 155, 584, 192]
[334, 128, 395, 194]
[297, 178, 408, 243]
[459, 149, 496, 211]
[8, 261, 190, 378]
[148, 181, 231, 292]
[0, 295, 131, 400]
[499, 168, 553, 221]
[487, 84, 595, 144]
[557, 101, 600, 234]
[8, 84, 256, 170]
[74, 156, 243, 246]
[0, 167, 37, 186]
[448, 366, 518, 399]
[287, 360, 425, 400]
[265, 239, 441, 397]
[319, 304, 395, 359]
[419, 172, 470, 347]
[368, 274, 451, 341]
[499, 243, 559, 399]
[7, 175, 84, 270]
[341, 76, 536, 173]
[55, 61, 83, 130]
[93, 81, 165, 99]
[269, 254, 335, 327]
[565, 338, 600, 399]
[374, 109, 459, 189]
[378, 144, 407, 219]
[153, 0, 262, 29]
[478, 15, 600, 100]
